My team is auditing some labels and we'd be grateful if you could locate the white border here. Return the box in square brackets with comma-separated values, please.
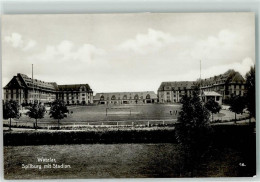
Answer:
[0, 0, 259, 182]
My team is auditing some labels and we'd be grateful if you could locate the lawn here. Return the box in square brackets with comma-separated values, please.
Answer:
[5, 104, 181, 127]
[3, 103, 249, 128]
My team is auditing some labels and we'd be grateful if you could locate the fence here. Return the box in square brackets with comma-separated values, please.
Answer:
[3, 119, 178, 130]
[3, 115, 252, 130]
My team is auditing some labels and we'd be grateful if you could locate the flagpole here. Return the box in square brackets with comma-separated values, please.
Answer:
[200, 60, 202, 95]
[32, 64, 34, 102]
[200, 60, 201, 86]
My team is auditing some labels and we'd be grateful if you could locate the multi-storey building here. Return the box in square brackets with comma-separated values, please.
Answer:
[200, 69, 246, 100]
[94, 91, 158, 105]
[57, 84, 93, 105]
[158, 69, 246, 103]
[3, 73, 57, 105]
[3, 73, 93, 105]
[157, 81, 196, 103]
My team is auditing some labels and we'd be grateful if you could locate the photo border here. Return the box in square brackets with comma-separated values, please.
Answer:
[0, 0, 259, 182]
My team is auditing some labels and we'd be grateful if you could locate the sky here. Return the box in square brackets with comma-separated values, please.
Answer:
[2, 13, 255, 94]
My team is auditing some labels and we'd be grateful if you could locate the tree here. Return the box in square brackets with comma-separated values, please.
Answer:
[229, 95, 246, 124]
[245, 66, 255, 121]
[204, 98, 221, 122]
[26, 103, 46, 130]
[49, 99, 69, 128]
[175, 88, 211, 176]
[176, 88, 210, 145]
[3, 100, 20, 130]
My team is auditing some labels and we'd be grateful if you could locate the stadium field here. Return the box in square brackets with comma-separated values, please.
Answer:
[4, 103, 248, 128]
[8, 104, 181, 125]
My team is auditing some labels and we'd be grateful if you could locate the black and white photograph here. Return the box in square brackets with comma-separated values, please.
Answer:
[1, 13, 256, 179]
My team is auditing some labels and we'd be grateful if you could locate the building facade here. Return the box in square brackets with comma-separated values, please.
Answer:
[3, 73, 57, 105]
[157, 81, 196, 103]
[57, 84, 93, 105]
[94, 91, 158, 105]
[200, 69, 246, 101]
[158, 69, 246, 104]
[3, 73, 93, 105]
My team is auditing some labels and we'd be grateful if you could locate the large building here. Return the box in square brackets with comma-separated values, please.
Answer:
[157, 81, 197, 103]
[200, 69, 246, 100]
[3, 73, 93, 105]
[57, 84, 93, 105]
[94, 91, 158, 105]
[158, 69, 246, 103]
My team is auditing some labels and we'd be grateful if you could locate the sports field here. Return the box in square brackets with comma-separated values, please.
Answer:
[3, 103, 248, 128]
[5, 104, 180, 126]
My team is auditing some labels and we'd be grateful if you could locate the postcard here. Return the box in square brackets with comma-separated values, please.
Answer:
[2, 13, 256, 179]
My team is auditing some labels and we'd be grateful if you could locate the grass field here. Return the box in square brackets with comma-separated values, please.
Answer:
[3, 103, 249, 128]
[8, 104, 180, 124]
[4, 142, 255, 179]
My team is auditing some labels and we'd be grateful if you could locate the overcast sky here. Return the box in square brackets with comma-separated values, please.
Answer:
[2, 13, 255, 94]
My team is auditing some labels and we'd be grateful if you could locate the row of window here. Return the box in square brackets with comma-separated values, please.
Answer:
[164, 87, 188, 90]
[58, 93, 89, 97]
[62, 97, 89, 100]
[100, 94, 151, 100]
[101, 99, 154, 104]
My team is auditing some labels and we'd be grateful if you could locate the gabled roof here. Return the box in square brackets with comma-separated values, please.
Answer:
[94, 91, 157, 100]
[58, 84, 92, 92]
[4, 76, 26, 89]
[158, 81, 196, 91]
[17, 73, 57, 91]
[200, 69, 245, 86]
[4, 73, 92, 92]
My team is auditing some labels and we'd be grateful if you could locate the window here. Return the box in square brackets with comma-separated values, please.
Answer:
[82, 94, 85, 96]
[216, 96, 220, 101]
